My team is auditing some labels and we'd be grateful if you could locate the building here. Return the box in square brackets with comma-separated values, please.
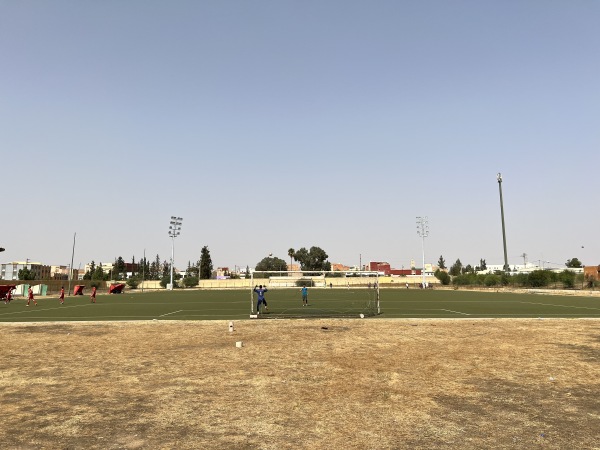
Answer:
[330, 263, 351, 272]
[216, 267, 230, 279]
[0, 261, 51, 281]
[368, 261, 422, 276]
[50, 265, 69, 280]
[481, 264, 584, 275]
[583, 265, 600, 281]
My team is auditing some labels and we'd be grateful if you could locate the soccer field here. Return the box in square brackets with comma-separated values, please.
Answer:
[1, 288, 599, 322]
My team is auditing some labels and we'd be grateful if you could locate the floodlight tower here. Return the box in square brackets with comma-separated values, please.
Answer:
[497, 173, 509, 272]
[416, 216, 429, 287]
[168, 216, 183, 291]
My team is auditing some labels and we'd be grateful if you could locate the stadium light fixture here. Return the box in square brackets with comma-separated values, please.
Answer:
[497, 173, 509, 272]
[416, 216, 429, 288]
[168, 216, 183, 291]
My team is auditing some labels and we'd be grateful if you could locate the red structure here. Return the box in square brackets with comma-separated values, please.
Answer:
[109, 283, 126, 294]
[368, 261, 421, 276]
[0, 285, 16, 300]
[73, 285, 85, 295]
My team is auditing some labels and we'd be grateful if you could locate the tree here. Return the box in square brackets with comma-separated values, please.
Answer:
[83, 261, 96, 280]
[92, 264, 105, 281]
[293, 246, 331, 271]
[437, 255, 446, 270]
[255, 256, 288, 272]
[18, 267, 36, 280]
[115, 256, 126, 279]
[162, 260, 170, 278]
[434, 269, 450, 285]
[149, 254, 161, 280]
[199, 246, 213, 280]
[449, 259, 463, 277]
[185, 261, 196, 278]
[288, 248, 295, 271]
[565, 258, 582, 268]
[138, 256, 150, 280]
[479, 259, 487, 270]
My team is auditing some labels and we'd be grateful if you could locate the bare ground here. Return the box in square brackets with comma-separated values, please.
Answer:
[1, 318, 599, 450]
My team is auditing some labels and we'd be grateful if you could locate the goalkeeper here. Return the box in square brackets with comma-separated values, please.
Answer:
[301, 286, 308, 306]
[254, 285, 269, 314]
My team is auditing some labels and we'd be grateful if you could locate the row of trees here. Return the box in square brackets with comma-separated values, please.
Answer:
[435, 254, 591, 288]
[435, 269, 593, 289]
[437, 255, 584, 278]
[79, 246, 215, 288]
[255, 246, 331, 273]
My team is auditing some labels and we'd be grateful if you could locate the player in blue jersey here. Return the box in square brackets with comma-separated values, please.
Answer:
[253, 285, 269, 314]
[301, 286, 308, 306]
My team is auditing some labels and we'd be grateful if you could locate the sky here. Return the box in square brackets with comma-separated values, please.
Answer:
[1, 0, 599, 272]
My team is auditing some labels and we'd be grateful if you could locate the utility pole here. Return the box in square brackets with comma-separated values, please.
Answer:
[497, 173, 509, 272]
[68, 232, 76, 296]
[520, 253, 528, 267]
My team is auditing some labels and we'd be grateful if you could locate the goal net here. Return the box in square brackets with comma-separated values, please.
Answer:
[249, 270, 381, 318]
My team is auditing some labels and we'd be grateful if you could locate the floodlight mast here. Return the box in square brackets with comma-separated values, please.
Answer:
[168, 216, 183, 291]
[416, 217, 429, 288]
[68, 232, 76, 297]
[497, 173, 509, 273]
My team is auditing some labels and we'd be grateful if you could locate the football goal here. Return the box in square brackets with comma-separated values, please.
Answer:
[249, 270, 381, 318]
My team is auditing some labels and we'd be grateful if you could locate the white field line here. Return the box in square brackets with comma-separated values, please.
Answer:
[0, 303, 95, 316]
[159, 310, 183, 317]
[518, 301, 600, 311]
[439, 309, 471, 316]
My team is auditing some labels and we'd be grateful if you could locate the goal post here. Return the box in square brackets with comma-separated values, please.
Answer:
[249, 270, 381, 318]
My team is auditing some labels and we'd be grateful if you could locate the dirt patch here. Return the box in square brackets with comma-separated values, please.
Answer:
[0, 319, 598, 449]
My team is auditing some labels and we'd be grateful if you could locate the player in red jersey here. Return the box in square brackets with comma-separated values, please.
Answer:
[59, 286, 65, 304]
[26, 287, 37, 306]
[4, 288, 13, 304]
[90, 286, 97, 303]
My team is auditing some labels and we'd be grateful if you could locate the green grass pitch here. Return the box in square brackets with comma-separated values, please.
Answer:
[0, 288, 599, 322]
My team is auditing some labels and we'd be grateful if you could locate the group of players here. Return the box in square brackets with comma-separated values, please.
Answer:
[2, 286, 98, 306]
[253, 284, 309, 314]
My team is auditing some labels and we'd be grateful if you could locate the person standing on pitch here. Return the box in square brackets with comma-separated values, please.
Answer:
[26, 286, 37, 306]
[90, 286, 97, 303]
[301, 286, 308, 306]
[59, 286, 65, 304]
[253, 285, 268, 314]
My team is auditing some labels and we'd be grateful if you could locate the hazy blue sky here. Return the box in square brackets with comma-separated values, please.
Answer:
[1, 1, 598, 272]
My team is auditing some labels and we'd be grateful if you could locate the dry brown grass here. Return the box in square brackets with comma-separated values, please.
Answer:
[1, 318, 599, 449]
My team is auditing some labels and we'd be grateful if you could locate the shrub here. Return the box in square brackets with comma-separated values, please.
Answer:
[528, 270, 551, 288]
[126, 277, 140, 289]
[434, 269, 451, 285]
[160, 276, 179, 289]
[484, 274, 500, 287]
[183, 276, 199, 288]
[559, 270, 576, 289]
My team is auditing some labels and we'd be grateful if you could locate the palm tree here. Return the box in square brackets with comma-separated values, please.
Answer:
[288, 248, 295, 272]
